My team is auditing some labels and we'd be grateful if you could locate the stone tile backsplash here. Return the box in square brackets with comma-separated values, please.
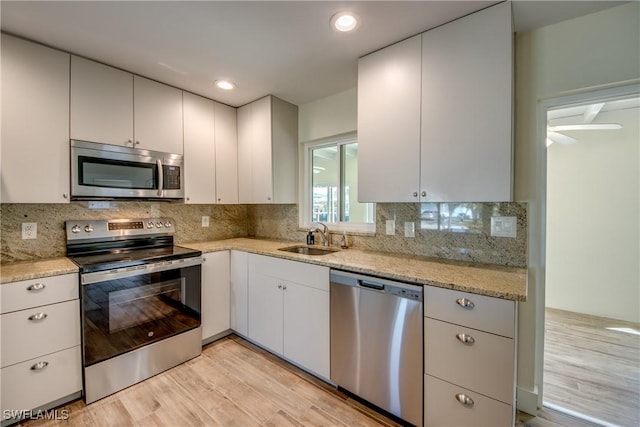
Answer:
[1, 201, 526, 267]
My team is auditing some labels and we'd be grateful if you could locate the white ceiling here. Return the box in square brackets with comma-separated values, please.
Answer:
[0, 1, 626, 107]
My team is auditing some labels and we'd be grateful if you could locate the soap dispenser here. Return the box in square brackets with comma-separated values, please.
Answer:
[306, 230, 315, 245]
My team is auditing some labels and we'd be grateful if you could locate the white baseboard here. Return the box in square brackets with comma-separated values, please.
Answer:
[516, 386, 538, 415]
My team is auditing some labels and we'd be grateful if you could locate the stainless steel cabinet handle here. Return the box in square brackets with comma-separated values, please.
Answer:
[456, 298, 475, 309]
[283, 284, 287, 291]
[456, 333, 475, 345]
[126, 139, 133, 145]
[421, 191, 427, 197]
[413, 192, 418, 197]
[278, 284, 283, 289]
[30, 361, 49, 371]
[455, 393, 474, 407]
[63, 193, 68, 199]
[27, 283, 46, 291]
[28, 312, 48, 321]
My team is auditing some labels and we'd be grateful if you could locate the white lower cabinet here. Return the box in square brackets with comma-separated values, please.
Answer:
[230, 250, 249, 336]
[247, 254, 330, 379]
[424, 286, 516, 426]
[201, 251, 231, 343]
[0, 274, 82, 420]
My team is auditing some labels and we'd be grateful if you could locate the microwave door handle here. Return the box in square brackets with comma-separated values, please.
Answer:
[157, 159, 163, 197]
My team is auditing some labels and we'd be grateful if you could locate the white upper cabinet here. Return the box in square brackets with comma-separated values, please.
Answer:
[133, 75, 184, 154]
[1, 34, 70, 203]
[70, 56, 134, 146]
[237, 95, 297, 204]
[214, 102, 239, 204]
[183, 92, 216, 204]
[71, 58, 184, 154]
[358, 35, 422, 203]
[421, 1, 513, 202]
[358, 2, 513, 203]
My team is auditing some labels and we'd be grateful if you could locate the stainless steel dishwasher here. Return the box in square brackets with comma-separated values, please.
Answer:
[330, 270, 423, 427]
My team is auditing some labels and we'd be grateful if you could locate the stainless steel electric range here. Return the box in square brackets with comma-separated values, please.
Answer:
[65, 218, 202, 404]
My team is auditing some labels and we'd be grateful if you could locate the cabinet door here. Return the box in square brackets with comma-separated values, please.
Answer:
[201, 251, 230, 342]
[133, 76, 183, 154]
[357, 35, 422, 203]
[283, 282, 330, 379]
[421, 2, 512, 202]
[0, 34, 70, 203]
[183, 92, 216, 204]
[237, 103, 254, 204]
[250, 96, 273, 203]
[70, 56, 134, 146]
[247, 272, 283, 355]
[214, 102, 239, 204]
[230, 250, 249, 336]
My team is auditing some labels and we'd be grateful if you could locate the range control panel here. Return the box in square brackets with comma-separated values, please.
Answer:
[65, 218, 175, 241]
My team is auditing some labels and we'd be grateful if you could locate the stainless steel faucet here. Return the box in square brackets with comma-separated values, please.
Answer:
[311, 222, 329, 246]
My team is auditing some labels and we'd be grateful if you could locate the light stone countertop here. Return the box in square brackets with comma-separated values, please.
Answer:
[0, 238, 527, 300]
[0, 257, 79, 284]
[181, 238, 527, 301]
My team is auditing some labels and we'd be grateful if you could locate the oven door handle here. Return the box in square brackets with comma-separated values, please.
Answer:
[81, 256, 202, 285]
[157, 159, 164, 197]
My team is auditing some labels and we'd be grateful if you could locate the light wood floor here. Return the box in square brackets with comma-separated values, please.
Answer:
[19, 334, 611, 427]
[543, 308, 640, 427]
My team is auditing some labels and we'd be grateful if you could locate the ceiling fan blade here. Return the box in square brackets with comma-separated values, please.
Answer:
[548, 123, 622, 131]
[583, 102, 605, 124]
[548, 131, 577, 145]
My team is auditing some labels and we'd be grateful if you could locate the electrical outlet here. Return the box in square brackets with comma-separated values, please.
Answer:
[385, 220, 395, 235]
[491, 216, 517, 238]
[404, 221, 415, 238]
[201, 216, 210, 227]
[22, 222, 37, 240]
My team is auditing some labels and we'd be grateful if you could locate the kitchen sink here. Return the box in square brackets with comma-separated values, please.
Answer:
[278, 245, 339, 256]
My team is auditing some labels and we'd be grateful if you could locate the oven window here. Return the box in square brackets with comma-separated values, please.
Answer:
[82, 265, 201, 366]
[79, 156, 157, 189]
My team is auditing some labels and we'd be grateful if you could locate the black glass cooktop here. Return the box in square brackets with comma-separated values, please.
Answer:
[69, 245, 201, 273]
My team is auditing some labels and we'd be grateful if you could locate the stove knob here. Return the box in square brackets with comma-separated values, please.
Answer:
[155, 222, 162, 228]
[147, 221, 154, 229]
[84, 224, 94, 233]
[71, 225, 81, 234]
[164, 221, 172, 228]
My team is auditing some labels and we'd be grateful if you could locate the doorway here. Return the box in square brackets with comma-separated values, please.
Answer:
[543, 89, 640, 426]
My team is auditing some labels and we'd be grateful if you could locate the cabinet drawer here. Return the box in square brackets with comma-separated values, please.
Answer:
[425, 318, 514, 404]
[1, 300, 81, 368]
[424, 374, 513, 427]
[1, 274, 78, 314]
[249, 254, 329, 291]
[1, 346, 82, 414]
[424, 286, 515, 337]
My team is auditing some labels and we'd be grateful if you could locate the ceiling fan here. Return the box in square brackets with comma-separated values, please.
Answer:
[546, 102, 622, 146]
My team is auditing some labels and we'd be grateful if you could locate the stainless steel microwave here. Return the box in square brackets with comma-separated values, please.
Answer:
[71, 140, 184, 200]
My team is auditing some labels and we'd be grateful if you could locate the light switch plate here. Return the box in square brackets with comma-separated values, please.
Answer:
[22, 222, 37, 239]
[491, 216, 517, 238]
[385, 220, 395, 235]
[202, 216, 210, 227]
[404, 222, 415, 238]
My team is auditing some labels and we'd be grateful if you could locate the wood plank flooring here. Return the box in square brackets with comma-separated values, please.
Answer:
[17, 332, 620, 427]
[543, 308, 640, 427]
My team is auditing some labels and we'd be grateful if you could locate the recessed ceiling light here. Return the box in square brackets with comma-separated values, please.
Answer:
[214, 80, 236, 90]
[331, 12, 360, 32]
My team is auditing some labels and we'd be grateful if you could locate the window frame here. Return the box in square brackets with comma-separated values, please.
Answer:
[299, 132, 375, 234]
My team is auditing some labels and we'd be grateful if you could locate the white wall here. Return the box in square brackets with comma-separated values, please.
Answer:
[515, 1, 640, 411]
[298, 88, 356, 142]
[546, 107, 639, 323]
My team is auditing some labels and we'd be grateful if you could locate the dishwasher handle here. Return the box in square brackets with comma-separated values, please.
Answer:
[358, 279, 385, 290]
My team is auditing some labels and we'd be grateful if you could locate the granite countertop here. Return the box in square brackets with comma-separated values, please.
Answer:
[181, 238, 527, 301]
[0, 238, 527, 300]
[0, 257, 79, 284]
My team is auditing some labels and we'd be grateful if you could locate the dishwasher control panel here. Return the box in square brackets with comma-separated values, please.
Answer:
[386, 285, 421, 301]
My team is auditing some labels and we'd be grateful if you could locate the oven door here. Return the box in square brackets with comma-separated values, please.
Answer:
[80, 257, 201, 367]
[71, 139, 184, 200]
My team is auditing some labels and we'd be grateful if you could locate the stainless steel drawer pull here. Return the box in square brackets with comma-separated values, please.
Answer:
[455, 393, 474, 407]
[455, 298, 475, 309]
[27, 283, 46, 291]
[30, 361, 49, 371]
[456, 333, 475, 345]
[28, 312, 48, 321]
